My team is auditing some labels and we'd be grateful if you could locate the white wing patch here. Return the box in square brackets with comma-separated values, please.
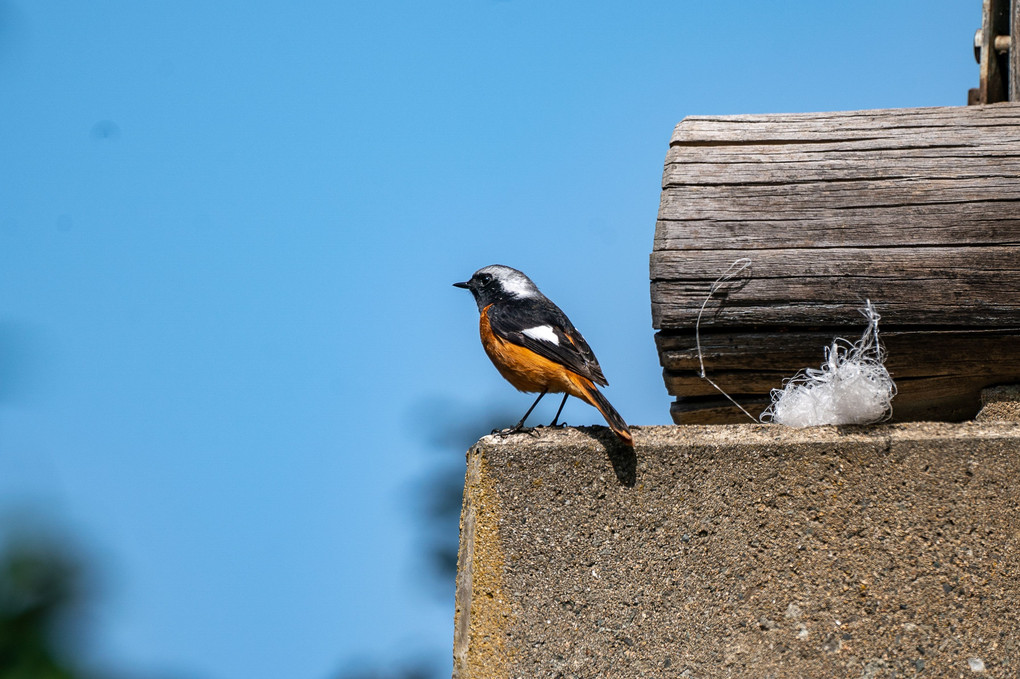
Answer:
[522, 325, 559, 345]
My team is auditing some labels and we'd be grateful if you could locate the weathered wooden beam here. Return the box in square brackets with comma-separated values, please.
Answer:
[652, 104, 1020, 423]
[657, 329, 1020, 380]
[651, 245, 1020, 328]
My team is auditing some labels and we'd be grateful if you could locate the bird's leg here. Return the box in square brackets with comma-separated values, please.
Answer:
[494, 390, 546, 436]
[548, 394, 569, 428]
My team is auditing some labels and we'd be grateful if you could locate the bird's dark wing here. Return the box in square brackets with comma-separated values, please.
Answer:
[486, 298, 609, 386]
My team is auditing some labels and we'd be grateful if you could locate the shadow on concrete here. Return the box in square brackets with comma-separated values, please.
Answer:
[606, 439, 637, 488]
[577, 426, 637, 487]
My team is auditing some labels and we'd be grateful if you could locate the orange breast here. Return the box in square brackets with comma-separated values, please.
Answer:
[479, 305, 587, 398]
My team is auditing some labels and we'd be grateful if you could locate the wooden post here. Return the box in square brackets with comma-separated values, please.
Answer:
[651, 105, 1020, 424]
[1013, 0, 1020, 99]
[972, 0, 1017, 103]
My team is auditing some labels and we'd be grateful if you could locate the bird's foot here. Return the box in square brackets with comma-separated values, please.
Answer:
[491, 424, 540, 438]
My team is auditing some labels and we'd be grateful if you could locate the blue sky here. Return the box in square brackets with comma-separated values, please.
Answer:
[0, 2, 977, 678]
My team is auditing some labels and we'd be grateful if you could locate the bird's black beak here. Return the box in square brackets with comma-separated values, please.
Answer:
[452, 281, 470, 289]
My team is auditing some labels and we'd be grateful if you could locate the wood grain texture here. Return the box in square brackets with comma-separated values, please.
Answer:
[668, 374, 993, 424]
[651, 246, 1020, 327]
[653, 104, 1020, 330]
[659, 328, 1020, 396]
[1013, 0, 1019, 102]
[652, 104, 1020, 423]
[656, 328, 1020, 373]
[979, 0, 1011, 104]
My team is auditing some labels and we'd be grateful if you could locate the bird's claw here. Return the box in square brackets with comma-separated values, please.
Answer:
[491, 425, 540, 439]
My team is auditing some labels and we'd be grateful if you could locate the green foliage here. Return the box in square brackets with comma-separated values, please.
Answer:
[0, 537, 84, 679]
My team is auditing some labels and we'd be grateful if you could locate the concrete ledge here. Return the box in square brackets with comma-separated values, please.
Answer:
[978, 385, 1020, 422]
[453, 422, 1020, 678]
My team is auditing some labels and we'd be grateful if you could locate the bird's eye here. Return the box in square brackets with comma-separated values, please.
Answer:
[478, 274, 493, 285]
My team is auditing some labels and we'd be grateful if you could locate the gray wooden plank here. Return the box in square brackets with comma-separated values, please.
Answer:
[651, 246, 1020, 278]
[652, 293, 1020, 328]
[657, 177, 1020, 219]
[656, 329, 1020, 373]
[663, 155, 1020, 187]
[653, 208, 1020, 250]
[650, 244, 1020, 326]
[665, 142, 1020, 167]
[670, 105, 1020, 146]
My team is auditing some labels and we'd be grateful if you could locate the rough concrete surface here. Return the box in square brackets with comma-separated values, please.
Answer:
[977, 386, 1020, 423]
[453, 422, 1020, 679]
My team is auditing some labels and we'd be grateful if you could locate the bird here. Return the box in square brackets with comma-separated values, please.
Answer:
[453, 265, 633, 447]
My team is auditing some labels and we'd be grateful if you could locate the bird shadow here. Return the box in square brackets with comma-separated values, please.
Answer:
[577, 426, 637, 488]
[607, 440, 637, 487]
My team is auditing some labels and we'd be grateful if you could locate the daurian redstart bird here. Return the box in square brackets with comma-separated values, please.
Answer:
[454, 265, 633, 447]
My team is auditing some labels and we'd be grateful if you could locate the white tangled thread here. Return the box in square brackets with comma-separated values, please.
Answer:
[760, 301, 896, 427]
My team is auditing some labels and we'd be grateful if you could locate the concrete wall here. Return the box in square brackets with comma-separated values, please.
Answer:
[453, 412, 1020, 677]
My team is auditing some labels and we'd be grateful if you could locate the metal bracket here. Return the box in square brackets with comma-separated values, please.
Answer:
[969, 0, 1018, 103]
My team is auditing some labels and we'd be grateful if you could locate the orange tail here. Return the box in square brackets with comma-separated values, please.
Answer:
[570, 375, 634, 447]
